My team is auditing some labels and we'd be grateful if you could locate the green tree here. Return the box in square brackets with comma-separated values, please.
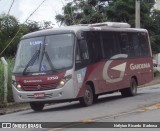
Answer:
[98, 0, 155, 28]
[150, 9, 160, 54]
[39, 21, 54, 29]
[56, 0, 155, 27]
[56, 0, 108, 26]
[0, 14, 19, 56]
[56, 0, 160, 53]
[25, 20, 40, 33]
[0, 14, 53, 57]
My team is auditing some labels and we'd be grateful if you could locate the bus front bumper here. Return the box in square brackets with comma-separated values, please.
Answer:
[12, 81, 76, 103]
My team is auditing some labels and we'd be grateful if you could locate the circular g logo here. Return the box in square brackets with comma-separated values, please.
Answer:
[103, 54, 128, 83]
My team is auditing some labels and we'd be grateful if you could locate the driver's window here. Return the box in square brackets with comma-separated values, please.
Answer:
[76, 43, 81, 61]
[79, 40, 89, 60]
[75, 39, 90, 70]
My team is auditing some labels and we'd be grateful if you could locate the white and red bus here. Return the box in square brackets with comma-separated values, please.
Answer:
[12, 22, 153, 111]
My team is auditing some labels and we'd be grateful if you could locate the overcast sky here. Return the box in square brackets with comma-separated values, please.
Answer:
[0, 0, 66, 27]
[0, 0, 160, 27]
[155, 0, 160, 9]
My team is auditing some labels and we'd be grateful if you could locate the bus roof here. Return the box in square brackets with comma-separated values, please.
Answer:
[22, 22, 148, 39]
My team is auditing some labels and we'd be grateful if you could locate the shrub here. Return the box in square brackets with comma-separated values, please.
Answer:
[154, 67, 160, 77]
[0, 61, 4, 103]
[0, 58, 14, 105]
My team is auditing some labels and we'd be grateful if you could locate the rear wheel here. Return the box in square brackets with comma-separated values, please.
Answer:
[79, 85, 94, 106]
[120, 78, 137, 97]
[30, 102, 45, 111]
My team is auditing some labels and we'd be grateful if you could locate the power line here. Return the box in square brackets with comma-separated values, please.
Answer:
[7, 0, 15, 15]
[24, 0, 47, 23]
[0, 0, 47, 56]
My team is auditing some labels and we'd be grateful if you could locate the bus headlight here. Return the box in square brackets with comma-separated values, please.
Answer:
[58, 75, 72, 88]
[60, 80, 65, 86]
[12, 81, 23, 91]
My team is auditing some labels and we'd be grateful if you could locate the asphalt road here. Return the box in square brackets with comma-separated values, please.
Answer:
[0, 84, 160, 131]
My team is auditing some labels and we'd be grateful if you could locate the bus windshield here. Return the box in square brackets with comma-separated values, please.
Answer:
[13, 33, 74, 74]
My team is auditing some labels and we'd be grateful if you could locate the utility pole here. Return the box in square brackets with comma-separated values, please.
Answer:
[135, 0, 140, 28]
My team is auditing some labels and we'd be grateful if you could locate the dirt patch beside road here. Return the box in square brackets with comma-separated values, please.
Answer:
[0, 103, 30, 115]
[141, 76, 160, 87]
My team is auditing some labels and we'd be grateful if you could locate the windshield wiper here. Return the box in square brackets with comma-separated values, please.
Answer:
[38, 41, 56, 73]
[23, 44, 41, 75]
[45, 51, 56, 73]
[39, 49, 56, 73]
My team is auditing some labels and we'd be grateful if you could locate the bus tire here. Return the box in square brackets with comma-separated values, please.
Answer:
[120, 78, 137, 97]
[30, 102, 45, 111]
[79, 85, 94, 106]
[93, 94, 98, 103]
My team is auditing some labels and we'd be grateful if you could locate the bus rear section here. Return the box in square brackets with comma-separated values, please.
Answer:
[12, 22, 153, 111]
[74, 26, 153, 106]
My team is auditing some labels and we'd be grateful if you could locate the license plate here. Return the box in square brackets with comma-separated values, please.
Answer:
[34, 93, 45, 98]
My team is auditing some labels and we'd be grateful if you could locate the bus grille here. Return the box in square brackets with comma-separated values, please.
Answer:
[22, 83, 59, 91]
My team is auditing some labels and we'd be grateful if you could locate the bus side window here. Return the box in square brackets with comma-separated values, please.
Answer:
[119, 33, 129, 55]
[86, 31, 102, 63]
[139, 33, 150, 56]
[131, 33, 141, 57]
[75, 43, 81, 62]
[75, 39, 90, 70]
[79, 40, 89, 60]
[102, 32, 118, 59]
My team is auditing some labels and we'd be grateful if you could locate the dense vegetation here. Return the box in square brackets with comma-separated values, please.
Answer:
[0, 59, 13, 106]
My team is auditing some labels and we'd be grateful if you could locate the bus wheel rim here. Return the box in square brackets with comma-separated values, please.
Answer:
[85, 90, 92, 103]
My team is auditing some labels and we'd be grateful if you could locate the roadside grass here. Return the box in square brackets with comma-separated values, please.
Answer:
[0, 58, 14, 106]
[0, 61, 4, 104]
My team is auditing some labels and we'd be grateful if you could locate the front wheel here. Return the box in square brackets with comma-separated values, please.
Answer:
[120, 78, 137, 97]
[30, 102, 45, 111]
[79, 85, 94, 106]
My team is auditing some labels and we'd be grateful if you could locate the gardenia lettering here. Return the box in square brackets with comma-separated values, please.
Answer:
[130, 63, 150, 70]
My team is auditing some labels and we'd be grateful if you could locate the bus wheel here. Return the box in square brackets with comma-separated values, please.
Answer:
[120, 78, 137, 97]
[30, 102, 45, 111]
[79, 85, 93, 106]
[93, 94, 98, 103]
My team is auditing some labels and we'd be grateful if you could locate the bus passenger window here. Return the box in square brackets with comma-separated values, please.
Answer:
[139, 33, 150, 56]
[131, 33, 141, 57]
[119, 33, 129, 55]
[86, 31, 102, 63]
[102, 32, 117, 59]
